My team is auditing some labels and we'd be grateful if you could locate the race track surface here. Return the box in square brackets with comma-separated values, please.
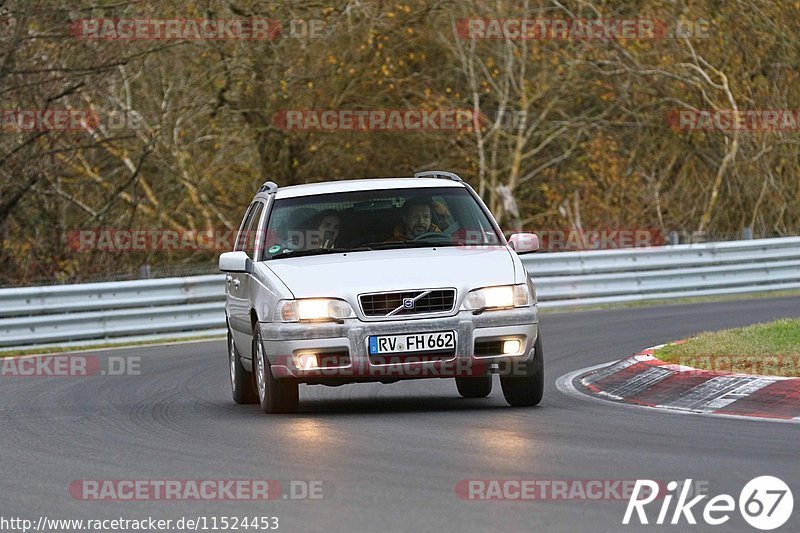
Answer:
[2, 296, 799, 533]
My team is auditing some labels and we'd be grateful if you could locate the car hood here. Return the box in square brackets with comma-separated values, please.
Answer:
[263, 246, 516, 301]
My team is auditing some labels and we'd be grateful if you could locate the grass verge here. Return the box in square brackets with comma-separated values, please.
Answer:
[655, 318, 800, 377]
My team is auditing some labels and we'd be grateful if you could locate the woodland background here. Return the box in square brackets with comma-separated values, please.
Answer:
[1, 0, 799, 285]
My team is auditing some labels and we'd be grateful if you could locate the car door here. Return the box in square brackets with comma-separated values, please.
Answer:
[228, 201, 264, 353]
[239, 200, 269, 359]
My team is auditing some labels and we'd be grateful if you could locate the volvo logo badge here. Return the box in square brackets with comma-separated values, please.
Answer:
[402, 297, 415, 309]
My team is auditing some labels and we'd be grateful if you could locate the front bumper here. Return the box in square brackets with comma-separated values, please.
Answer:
[259, 306, 539, 382]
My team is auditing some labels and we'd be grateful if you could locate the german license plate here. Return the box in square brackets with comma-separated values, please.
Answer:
[368, 331, 456, 355]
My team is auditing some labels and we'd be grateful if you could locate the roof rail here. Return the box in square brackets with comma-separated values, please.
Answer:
[257, 181, 278, 194]
[413, 170, 463, 182]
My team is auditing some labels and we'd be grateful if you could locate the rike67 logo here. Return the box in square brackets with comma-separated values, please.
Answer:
[624, 476, 793, 530]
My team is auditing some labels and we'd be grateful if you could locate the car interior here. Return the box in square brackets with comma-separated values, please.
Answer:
[279, 197, 458, 249]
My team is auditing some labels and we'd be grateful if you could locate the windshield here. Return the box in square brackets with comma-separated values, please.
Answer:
[261, 186, 502, 260]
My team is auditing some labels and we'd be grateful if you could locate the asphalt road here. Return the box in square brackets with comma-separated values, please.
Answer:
[2, 296, 799, 533]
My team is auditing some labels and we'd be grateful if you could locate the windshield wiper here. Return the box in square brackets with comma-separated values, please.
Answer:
[270, 247, 370, 259]
[360, 240, 460, 250]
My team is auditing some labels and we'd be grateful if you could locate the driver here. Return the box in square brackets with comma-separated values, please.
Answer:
[305, 209, 341, 249]
[387, 197, 442, 241]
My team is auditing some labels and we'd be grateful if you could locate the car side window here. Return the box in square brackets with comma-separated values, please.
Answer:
[234, 203, 256, 252]
[245, 202, 264, 258]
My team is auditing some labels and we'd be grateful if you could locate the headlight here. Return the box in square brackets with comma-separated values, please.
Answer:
[276, 298, 355, 322]
[461, 283, 532, 312]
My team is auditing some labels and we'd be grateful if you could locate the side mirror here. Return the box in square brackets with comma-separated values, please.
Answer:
[508, 233, 540, 254]
[219, 251, 253, 273]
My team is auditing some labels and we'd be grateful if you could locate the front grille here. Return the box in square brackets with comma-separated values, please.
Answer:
[359, 289, 456, 317]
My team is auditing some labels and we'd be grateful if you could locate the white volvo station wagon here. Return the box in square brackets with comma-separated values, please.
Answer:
[219, 171, 543, 413]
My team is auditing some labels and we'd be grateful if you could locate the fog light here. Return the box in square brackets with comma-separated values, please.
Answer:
[295, 353, 318, 370]
[502, 339, 522, 355]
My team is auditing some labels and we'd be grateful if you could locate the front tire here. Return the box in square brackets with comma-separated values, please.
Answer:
[455, 376, 493, 398]
[229, 330, 258, 404]
[500, 334, 544, 407]
[253, 328, 299, 413]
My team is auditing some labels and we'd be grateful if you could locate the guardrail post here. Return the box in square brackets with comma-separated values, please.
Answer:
[742, 227, 753, 240]
[690, 231, 707, 244]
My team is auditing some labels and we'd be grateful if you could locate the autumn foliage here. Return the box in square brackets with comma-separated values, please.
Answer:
[1, 1, 799, 285]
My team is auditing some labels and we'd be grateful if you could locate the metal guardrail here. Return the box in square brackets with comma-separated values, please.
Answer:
[525, 237, 800, 306]
[1, 237, 798, 349]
